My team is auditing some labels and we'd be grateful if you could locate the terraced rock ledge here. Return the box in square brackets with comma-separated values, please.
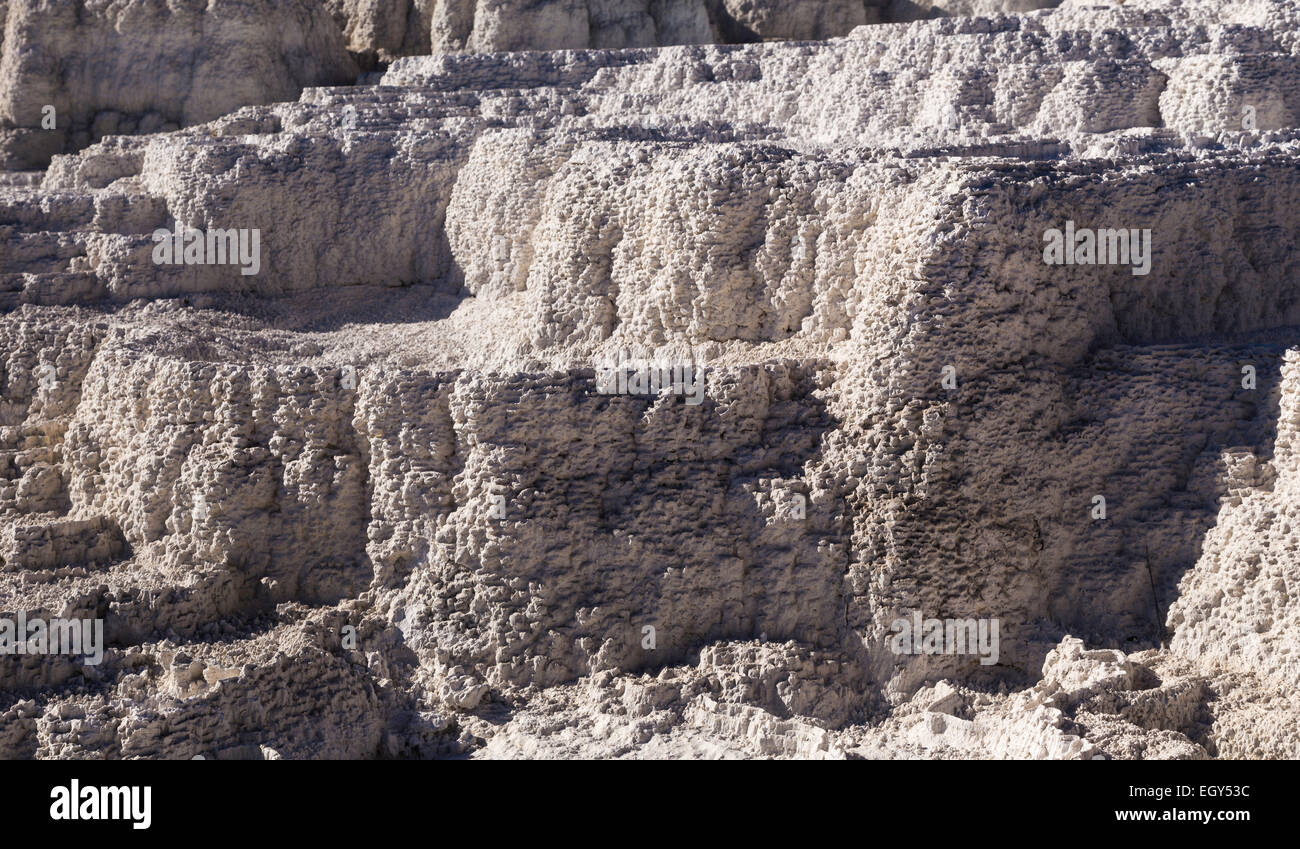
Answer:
[2, 0, 1299, 759]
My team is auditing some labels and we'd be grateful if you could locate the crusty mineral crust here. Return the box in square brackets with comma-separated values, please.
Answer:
[2, 0, 1299, 759]
[316, 1, 1065, 59]
[0, 1, 1066, 169]
[0, 0, 359, 170]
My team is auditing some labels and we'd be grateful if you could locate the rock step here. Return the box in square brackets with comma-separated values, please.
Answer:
[0, 273, 103, 306]
[0, 447, 58, 478]
[0, 193, 97, 231]
[0, 515, 125, 574]
[2, 232, 87, 276]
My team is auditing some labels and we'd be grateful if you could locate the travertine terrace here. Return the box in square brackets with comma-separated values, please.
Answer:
[2, 0, 1299, 759]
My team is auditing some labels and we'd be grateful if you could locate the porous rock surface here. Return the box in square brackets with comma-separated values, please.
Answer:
[0, 1, 1064, 168]
[0, 0, 358, 170]
[316, 1, 1065, 58]
[1, 0, 1299, 759]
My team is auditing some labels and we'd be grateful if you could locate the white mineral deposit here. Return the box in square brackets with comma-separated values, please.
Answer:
[1, 0, 1297, 761]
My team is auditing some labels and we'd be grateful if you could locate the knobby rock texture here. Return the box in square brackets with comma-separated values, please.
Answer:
[1, 0, 1298, 759]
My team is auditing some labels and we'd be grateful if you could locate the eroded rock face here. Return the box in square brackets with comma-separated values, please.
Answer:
[2, 0, 1299, 759]
[318, 0, 867, 57]
[0, 1, 1068, 169]
[0, 0, 358, 169]
[317, 0, 1068, 57]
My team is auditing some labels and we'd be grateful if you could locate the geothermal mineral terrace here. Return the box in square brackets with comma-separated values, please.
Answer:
[1, 0, 1299, 759]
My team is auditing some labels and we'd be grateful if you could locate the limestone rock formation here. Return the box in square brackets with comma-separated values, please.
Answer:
[2, 0, 1299, 759]
[322, 0, 1067, 56]
[0, 0, 358, 169]
[0, 1, 1067, 168]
